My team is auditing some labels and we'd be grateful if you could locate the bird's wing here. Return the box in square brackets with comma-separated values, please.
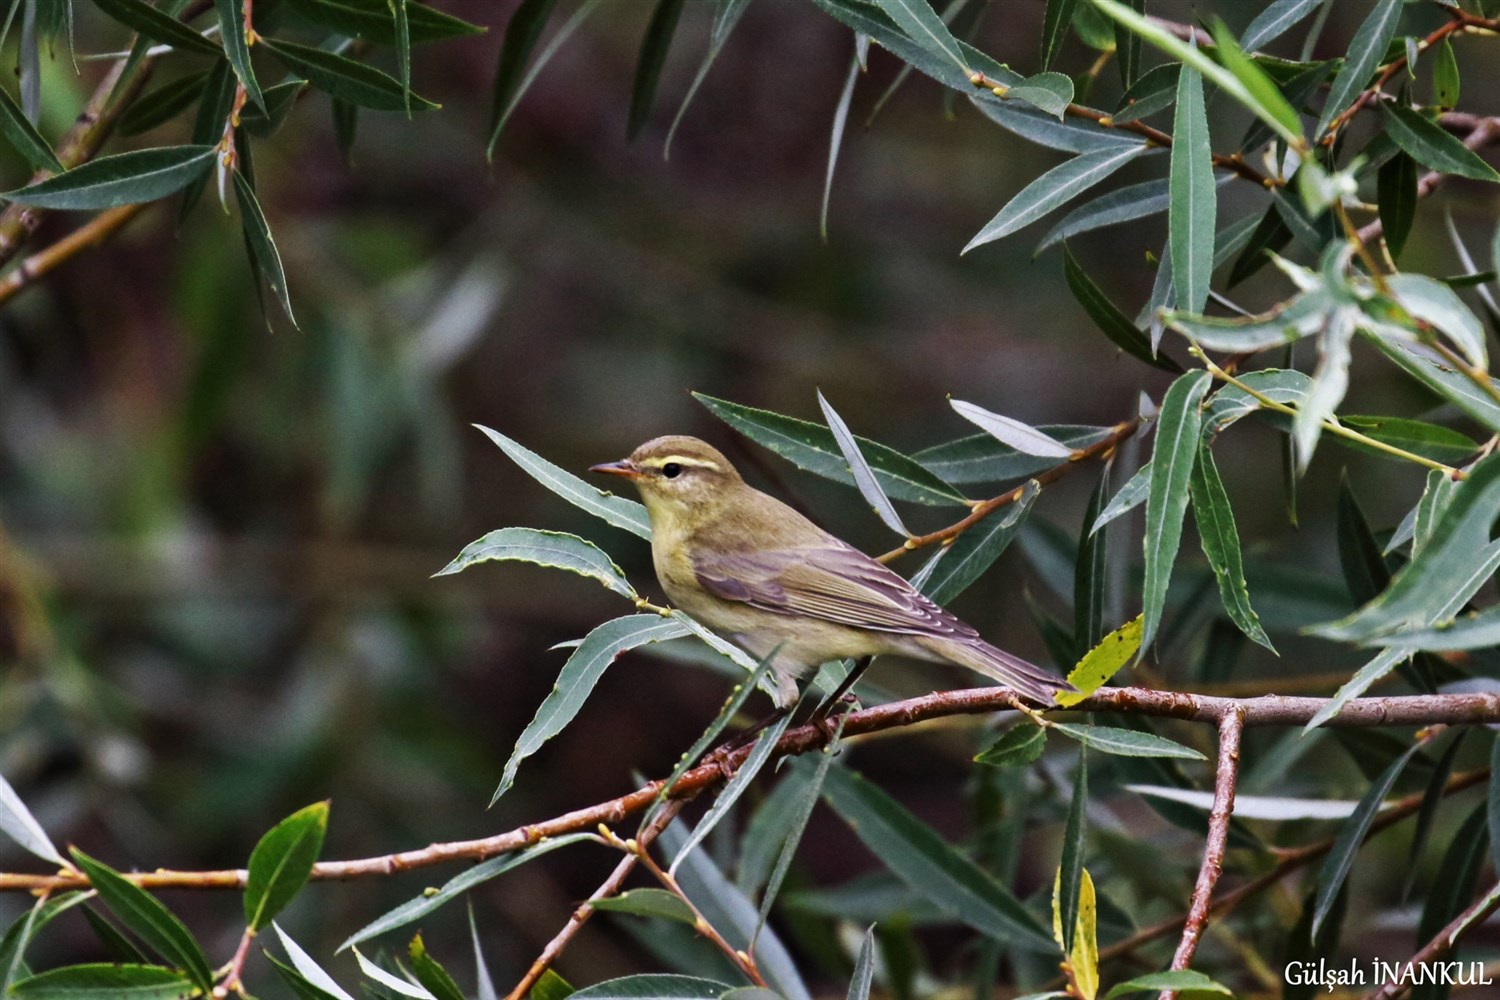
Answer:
[691, 543, 979, 640]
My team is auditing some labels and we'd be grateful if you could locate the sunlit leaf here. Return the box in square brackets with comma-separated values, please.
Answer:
[821, 52, 859, 242]
[276, 924, 357, 1000]
[950, 400, 1073, 458]
[914, 426, 1110, 484]
[0, 772, 63, 865]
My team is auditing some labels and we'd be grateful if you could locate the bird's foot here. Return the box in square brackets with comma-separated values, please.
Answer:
[809, 693, 859, 742]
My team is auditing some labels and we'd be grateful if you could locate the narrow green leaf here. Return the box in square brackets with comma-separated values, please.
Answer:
[664, 0, 750, 158]
[914, 426, 1110, 485]
[0, 772, 63, 865]
[1115, 0, 1143, 88]
[244, 801, 329, 930]
[492, 615, 688, 803]
[1240, 0, 1325, 52]
[95, 0, 221, 54]
[10, 964, 196, 1000]
[353, 946, 436, 998]
[232, 171, 296, 328]
[975, 724, 1047, 767]
[263, 39, 437, 112]
[177, 58, 235, 221]
[475, 425, 651, 538]
[693, 393, 968, 506]
[1112, 63, 1177, 125]
[1104, 970, 1231, 999]
[283, 0, 484, 43]
[530, 969, 573, 1000]
[488, 0, 603, 154]
[875, 0, 967, 72]
[963, 143, 1149, 253]
[2, 145, 214, 210]
[820, 767, 1054, 950]
[1373, 339, 1500, 435]
[659, 822, 810, 1000]
[627, 0, 686, 140]
[811, 0, 974, 91]
[1062, 243, 1181, 371]
[81, 906, 149, 965]
[1040, 0, 1080, 71]
[1074, 471, 1109, 654]
[435, 527, 637, 598]
[390, 0, 411, 113]
[120, 71, 215, 138]
[921, 482, 1038, 606]
[754, 724, 844, 945]
[1190, 442, 1275, 651]
[846, 925, 875, 1000]
[1051, 723, 1206, 760]
[1039, 179, 1168, 251]
[1006, 72, 1073, 120]
[1208, 20, 1302, 142]
[409, 934, 466, 1000]
[1168, 58, 1214, 314]
[70, 849, 213, 993]
[1381, 104, 1499, 183]
[1057, 750, 1086, 951]
[569, 976, 732, 1000]
[1313, 0, 1401, 138]
[1227, 201, 1291, 288]
[212, 0, 263, 109]
[1387, 271, 1488, 368]
[0, 84, 61, 172]
[276, 924, 357, 1000]
[667, 713, 793, 874]
[950, 400, 1073, 458]
[972, 90, 1139, 153]
[1312, 739, 1424, 936]
[1091, 464, 1148, 535]
[591, 889, 697, 926]
[1377, 150, 1417, 261]
[1304, 648, 1410, 731]
[1141, 371, 1211, 652]
[1432, 36, 1459, 108]
[489, 0, 556, 138]
[339, 834, 596, 950]
[268, 952, 354, 1000]
[1315, 455, 1500, 642]
[1403, 729, 1466, 902]
[821, 55, 859, 244]
[1338, 416, 1477, 466]
[1418, 802, 1487, 973]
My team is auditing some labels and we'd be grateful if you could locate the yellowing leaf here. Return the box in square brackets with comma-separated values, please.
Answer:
[1052, 867, 1099, 1000]
[1056, 615, 1142, 706]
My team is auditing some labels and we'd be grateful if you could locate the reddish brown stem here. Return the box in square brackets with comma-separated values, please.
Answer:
[1363, 882, 1500, 1000]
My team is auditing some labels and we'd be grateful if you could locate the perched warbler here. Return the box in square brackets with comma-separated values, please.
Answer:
[591, 435, 1068, 709]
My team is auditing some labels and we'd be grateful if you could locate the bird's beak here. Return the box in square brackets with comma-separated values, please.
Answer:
[589, 459, 642, 480]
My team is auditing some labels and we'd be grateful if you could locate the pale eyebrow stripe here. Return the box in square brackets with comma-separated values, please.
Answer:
[640, 455, 720, 471]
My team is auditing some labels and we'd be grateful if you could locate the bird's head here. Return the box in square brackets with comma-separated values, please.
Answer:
[590, 435, 744, 527]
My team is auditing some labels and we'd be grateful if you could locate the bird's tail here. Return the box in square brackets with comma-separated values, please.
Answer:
[918, 635, 1072, 705]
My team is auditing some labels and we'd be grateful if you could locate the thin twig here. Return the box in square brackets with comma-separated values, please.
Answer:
[504, 801, 687, 1000]
[877, 419, 1140, 563]
[1363, 881, 1500, 1000]
[1160, 708, 1243, 1000]
[0, 204, 146, 307]
[4, 687, 1500, 894]
[1321, 14, 1469, 146]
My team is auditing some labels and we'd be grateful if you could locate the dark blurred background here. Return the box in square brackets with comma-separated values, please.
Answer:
[2, 0, 1498, 993]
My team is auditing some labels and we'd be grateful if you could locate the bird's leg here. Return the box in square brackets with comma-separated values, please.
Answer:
[708, 705, 791, 777]
[810, 656, 872, 726]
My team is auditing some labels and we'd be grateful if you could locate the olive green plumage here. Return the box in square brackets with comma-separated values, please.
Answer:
[592, 435, 1068, 708]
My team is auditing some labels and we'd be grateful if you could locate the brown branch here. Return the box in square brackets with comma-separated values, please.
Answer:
[877, 419, 1140, 563]
[505, 801, 687, 1000]
[5, 686, 1500, 894]
[1321, 14, 1469, 146]
[0, 204, 147, 307]
[1364, 881, 1500, 1000]
[1160, 709, 1243, 1000]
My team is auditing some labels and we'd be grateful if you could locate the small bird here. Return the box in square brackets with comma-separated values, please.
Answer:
[591, 435, 1068, 710]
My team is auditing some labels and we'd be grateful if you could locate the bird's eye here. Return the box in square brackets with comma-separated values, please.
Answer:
[662, 462, 683, 479]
